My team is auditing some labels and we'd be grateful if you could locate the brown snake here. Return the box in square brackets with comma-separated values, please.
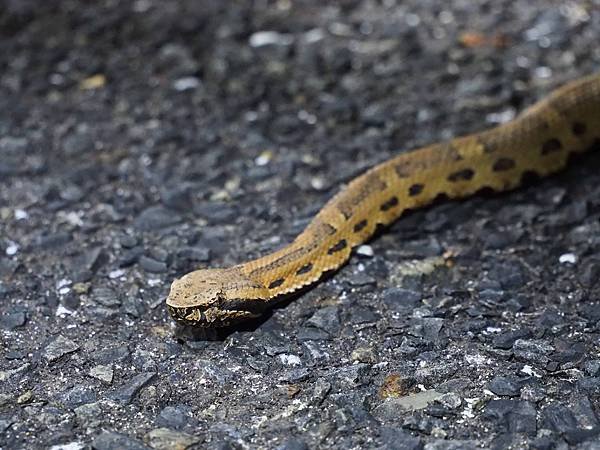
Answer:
[167, 73, 600, 327]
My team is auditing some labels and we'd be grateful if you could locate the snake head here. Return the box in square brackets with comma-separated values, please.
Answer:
[166, 267, 269, 327]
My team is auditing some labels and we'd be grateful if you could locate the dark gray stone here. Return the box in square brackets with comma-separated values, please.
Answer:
[424, 440, 479, 450]
[577, 377, 600, 395]
[93, 345, 131, 364]
[177, 246, 211, 263]
[110, 372, 156, 404]
[296, 327, 331, 341]
[138, 255, 167, 273]
[492, 329, 532, 349]
[160, 185, 192, 211]
[542, 403, 597, 443]
[91, 431, 151, 450]
[120, 235, 138, 248]
[487, 376, 522, 397]
[348, 305, 379, 324]
[482, 230, 522, 250]
[483, 400, 537, 435]
[346, 272, 377, 287]
[535, 309, 566, 329]
[381, 288, 423, 311]
[134, 206, 182, 231]
[575, 440, 600, 450]
[148, 247, 168, 262]
[118, 247, 144, 267]
[552, 340, 585, 363]
[411, 317, 444, 343]
[529, 436, 558, 450]
[311, 378, 331, 406]
[306, 306, 340, 334]
[335, 364, 370, 388]
[512, 339, 554, 365]
[194, 202, 238, 224]
[92, 287, 121, 307]
[275, 439, 309, 450]
[59, 385, 97, 408]
[583, 360, 600, 377]
[123, 296, 146, 318]
[280, 368, 310, 383]
[0, 418, 12, 433]
[487, 262, 526, 290]
[379, 427, 422, 450]
[35, 232, 72, 249]
[43, 336, 80, 362]
[156, 405, 193, 429]
[74, 247, 106, 273]
[580, 303, 600, 323]
[579, 261, 600, 288]
[0, 310, 26, 330]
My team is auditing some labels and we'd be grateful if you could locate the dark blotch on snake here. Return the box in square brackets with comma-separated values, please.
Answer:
[447, 168, 475, 182]
[268, 278, 285, 289]
[408, 183, 424, 196]
[328, 239, 347, 255]
[541, 138, 562, 155]
[323, 223, 337, 235]
[380, 196, 399, 211]
[296, 263, 313, 275]
[353, 219, 368, 233]
[492, 157, 516, 172]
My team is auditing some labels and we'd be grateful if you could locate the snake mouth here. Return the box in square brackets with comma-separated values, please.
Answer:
[166, 303, 263, 328]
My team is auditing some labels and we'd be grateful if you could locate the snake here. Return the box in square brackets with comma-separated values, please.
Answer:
[166, 73, 600, 327]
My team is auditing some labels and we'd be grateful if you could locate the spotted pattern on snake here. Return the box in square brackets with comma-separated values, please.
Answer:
[167, 73, 600, 327]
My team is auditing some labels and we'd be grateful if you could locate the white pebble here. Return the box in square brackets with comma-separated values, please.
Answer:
[303, 28, 324, 44]
[59, 287, 71, 295]
[356, 245, 374, 257]
[56, 278, 71, 289]
[486, 109, 515, 124]
[485, 326, 502, 334]
[559, 253, 577, 264]
[310, 177, 325, 191]
[534, 66, 553, 79]
[172, 76, 201, 91]
[14, 209, 29, 220]
[55, 305, 74, 317]
[521, 364, 542, 378]
[6, 241, 19, 256]
[49, 441, 85, 450]
[255, 151, 272, 166]
[108, 269, 126, 279]
[62, 211, 83, 227]
[249, 31, 293, 48]
[405, 13, 421, 27]
[279, 354, 301, 366]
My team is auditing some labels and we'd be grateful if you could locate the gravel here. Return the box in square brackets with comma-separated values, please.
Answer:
[1, 1, 600, 449]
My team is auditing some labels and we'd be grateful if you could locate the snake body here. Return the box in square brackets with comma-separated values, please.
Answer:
[167, 74, 600, 327]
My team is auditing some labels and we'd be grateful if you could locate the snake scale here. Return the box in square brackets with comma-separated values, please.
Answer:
[167, 73, 600, 327]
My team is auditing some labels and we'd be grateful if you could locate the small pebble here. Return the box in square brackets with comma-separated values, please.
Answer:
[559, 253, 577, 264]
[172, 76, 201, 91]
[89, 365, 114, 384]
[356, 245, 374, 257]
[44, 336, 80, 362]
[249, 31, 293, 47]
[139, 256, 167, 273]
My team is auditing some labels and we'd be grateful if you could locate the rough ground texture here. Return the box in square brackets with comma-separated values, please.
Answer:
[2, 1, 600, 449]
